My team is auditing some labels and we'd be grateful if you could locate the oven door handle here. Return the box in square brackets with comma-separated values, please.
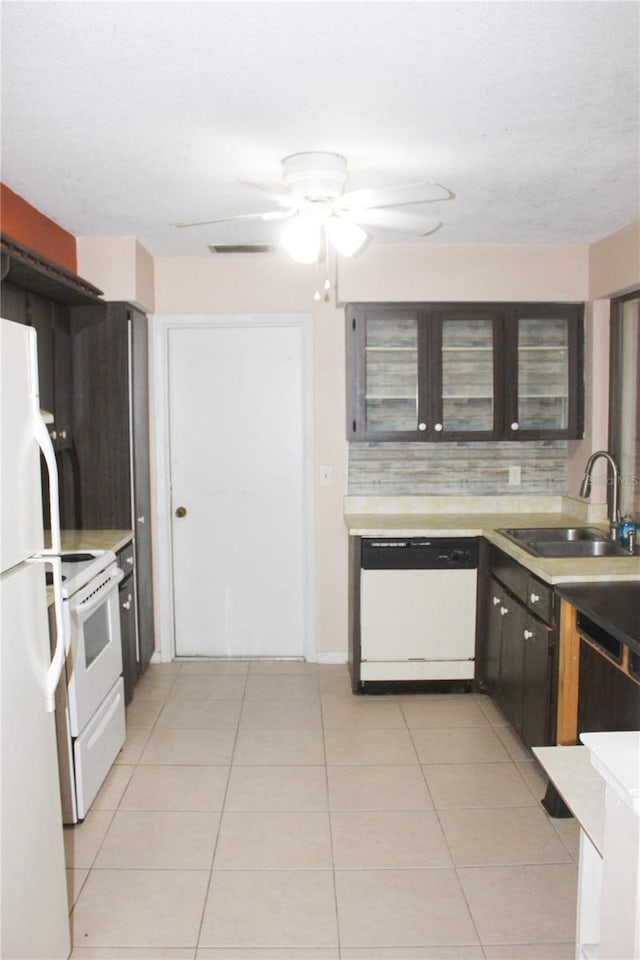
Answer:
[71, 568, 125, 620]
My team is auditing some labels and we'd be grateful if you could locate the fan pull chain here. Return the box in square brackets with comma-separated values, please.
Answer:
[323, 230, 331, 302]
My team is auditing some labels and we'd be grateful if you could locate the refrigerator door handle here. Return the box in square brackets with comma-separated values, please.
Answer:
[32, 409, 61, 555]
[29, 555, 67, 712]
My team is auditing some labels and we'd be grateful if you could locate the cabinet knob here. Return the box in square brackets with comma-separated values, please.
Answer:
[122, 599, 131, 611]
[530, 592, 540, 604]
[434, 423, 443, 432]
[511, 422, 520, 431]
[500, 606, 509, 616]
[418, 422, 427, 431]
[524, 629, 534, 639]
[59, 429, 67, 440]
[175, 506, 187, 518]
[50, 429, 57, 440]
[126, 556, 134, 565]
[492, 596, 501, 606]
[137, 516, 145, 524]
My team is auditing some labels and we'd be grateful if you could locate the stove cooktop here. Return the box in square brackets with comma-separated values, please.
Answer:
[57, 549, 117, 597]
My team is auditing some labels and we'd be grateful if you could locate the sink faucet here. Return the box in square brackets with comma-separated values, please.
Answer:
[579, 450, 621, 540]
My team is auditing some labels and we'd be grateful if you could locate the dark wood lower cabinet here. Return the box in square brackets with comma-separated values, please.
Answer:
[578, 640, 640, 733]
[117, 542, 138, 705]
[477, 573, 503, 696]
[477, 545, 557, 750]
[497, 601, 527, 734]
[522, 618, 555, 748]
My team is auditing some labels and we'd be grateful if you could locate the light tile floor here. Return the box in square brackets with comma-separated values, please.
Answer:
[66, 660, 579, 960]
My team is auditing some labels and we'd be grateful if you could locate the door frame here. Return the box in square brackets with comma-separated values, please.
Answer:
[150, 313, 316, 663]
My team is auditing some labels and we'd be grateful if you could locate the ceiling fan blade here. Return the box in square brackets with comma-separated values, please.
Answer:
[343, 208, 442, 236]
[340, 181, 453, 210]
[173, 209, 294, 229]
[240, 180, 299, 206]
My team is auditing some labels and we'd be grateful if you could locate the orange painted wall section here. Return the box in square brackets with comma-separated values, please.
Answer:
[0, 183, 77, 273]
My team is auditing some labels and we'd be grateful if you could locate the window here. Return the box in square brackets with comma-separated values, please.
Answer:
[610, 292, 640, 518]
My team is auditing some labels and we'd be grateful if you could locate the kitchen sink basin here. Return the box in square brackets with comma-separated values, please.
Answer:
[499, 526, 609, 543]
[532, 540, 632, 558]
[497, 527, 637, 559]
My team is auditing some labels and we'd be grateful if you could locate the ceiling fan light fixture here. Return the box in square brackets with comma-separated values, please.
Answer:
[282, 152, 348, 199]
[326, 216, 368, 257]
[280, 216, 321, 263]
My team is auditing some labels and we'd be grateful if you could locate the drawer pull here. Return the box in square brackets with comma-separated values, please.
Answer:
[530, 592, 540, 604]
[492, 596, 501, 606]
[524, 629, 534, 639]
[500, 606, 508, 616]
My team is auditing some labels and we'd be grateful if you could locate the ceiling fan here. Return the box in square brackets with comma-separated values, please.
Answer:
[174, 152, 453, 263]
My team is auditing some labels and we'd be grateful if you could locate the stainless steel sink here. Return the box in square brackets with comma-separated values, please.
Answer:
[497, 526, 637, 559]
[499, 526, 609, 543]
[532, 540, 631, 558]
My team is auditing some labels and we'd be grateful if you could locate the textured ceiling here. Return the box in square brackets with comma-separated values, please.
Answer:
[1, 1, 638, 257]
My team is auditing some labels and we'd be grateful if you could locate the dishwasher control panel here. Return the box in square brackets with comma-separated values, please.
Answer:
[361, 537, 478, 570]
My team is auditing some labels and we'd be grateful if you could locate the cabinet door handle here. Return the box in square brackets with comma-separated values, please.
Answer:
[126, 556, 134, 566]
[492, 596, 501, 606]
[524, 629, 534, 639]
[530, 592, 540, 604]
[434, 422, 443, 432]
[122, 599, 131, 611]
[59, 429, 67, 440]
[137, 515, 145, 524]
[418, 422, 427, 431]
[500, 606, 509, 616]
[511, 422, 520, 431]
[175, 506, 187, 518]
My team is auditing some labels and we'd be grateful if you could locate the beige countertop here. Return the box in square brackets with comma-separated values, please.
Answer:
[344, 496, 640, 585]
[59, 529, 133, 553]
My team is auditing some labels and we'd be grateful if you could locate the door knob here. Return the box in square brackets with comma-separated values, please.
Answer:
[175, 506, 187, 518]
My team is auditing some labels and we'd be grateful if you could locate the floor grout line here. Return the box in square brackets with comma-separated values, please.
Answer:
[67, 662, 578, 958]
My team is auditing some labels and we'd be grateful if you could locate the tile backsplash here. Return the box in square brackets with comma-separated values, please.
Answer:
[348, 441, 567, 496]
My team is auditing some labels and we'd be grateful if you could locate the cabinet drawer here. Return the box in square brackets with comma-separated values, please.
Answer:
[526, 575, 554, 625]
[117, 541, 135, 576]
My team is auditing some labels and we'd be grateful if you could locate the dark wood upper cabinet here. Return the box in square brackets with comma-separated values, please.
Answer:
[505, 303, 584, 440]
[347, 302, 584, 442]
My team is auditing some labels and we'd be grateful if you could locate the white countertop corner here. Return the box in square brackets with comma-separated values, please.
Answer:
[580, 731, 640, 814]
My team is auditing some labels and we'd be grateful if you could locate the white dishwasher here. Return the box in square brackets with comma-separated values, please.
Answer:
[359, 537, 478, 683]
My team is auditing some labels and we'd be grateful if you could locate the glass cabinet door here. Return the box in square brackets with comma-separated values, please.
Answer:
[440, 316, 495, 435]
[363, 311, 420, 435]
[514, 314, 570, 433]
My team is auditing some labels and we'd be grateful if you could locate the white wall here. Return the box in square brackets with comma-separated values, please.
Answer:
[337, 243, 589, 302]
[77, 236, 155, 311]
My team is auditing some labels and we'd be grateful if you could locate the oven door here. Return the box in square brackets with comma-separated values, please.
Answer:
[66, 563, 125, 736]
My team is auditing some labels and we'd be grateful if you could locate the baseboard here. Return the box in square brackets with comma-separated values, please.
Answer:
[315, 651, 348, 665]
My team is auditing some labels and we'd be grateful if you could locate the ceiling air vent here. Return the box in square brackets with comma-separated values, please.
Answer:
[208, 244, 274, 254]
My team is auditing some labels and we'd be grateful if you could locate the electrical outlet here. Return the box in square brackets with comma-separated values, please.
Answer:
[319, 465, 333, 486]
[509, 465, 522, 486]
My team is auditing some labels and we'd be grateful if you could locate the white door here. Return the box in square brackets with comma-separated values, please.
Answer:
[168, 318, 310, 658]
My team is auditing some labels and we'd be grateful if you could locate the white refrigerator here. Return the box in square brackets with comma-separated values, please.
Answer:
[0, 317, 71, 959]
